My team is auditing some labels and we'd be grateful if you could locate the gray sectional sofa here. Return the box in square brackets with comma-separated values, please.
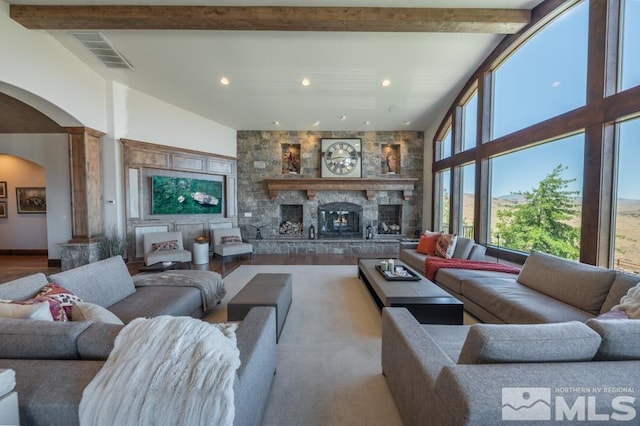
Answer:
[0, 256, 277, 426]
[399, 236, 487, 270]
[384, 250, 640, 425]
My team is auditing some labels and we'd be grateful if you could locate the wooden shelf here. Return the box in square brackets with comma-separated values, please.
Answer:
[264, 178, 418, 201]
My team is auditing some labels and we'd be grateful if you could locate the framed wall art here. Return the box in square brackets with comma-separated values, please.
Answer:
[16, 187, 46, 214]
[0, 181, 6, 198]
[0, 201, 6, 218]
[151, 175, 224, 215]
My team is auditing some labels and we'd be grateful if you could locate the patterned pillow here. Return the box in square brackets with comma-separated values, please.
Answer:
[221, 235, 242, 244]
[435, 234, 458, 259]
[37, 283, 82, 320]
[151, 240, 180, 251]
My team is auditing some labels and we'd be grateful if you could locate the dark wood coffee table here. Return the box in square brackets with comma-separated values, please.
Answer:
[358, 258, 463, 325]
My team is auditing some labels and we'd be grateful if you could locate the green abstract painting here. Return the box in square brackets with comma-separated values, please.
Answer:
[151, 175, 223, 215]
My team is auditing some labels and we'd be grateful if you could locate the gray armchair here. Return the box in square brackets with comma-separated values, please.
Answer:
[212, 227, 253, 269]
[143, 231, 192, 266]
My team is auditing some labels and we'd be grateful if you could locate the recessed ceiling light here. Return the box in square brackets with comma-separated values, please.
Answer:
[404, 120, 411, 125]
[382, 79, 391, 87]
[364, 121, 371, 125]
[301, 78, 311, 87]
[220, 77, 229, 86]
[312, 120, 320, 126]
[273, 121, 280, 126]
[339, 115, 347, 121]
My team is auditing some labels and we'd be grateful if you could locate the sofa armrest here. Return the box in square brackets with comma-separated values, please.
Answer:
[77, 322, 123, 360]
[0, 318, 91, 360]
[381, 308, 456, 426]
[435, 362, 640, 425]
[399, 241, 419, 250]
[234, 306, 277, 426]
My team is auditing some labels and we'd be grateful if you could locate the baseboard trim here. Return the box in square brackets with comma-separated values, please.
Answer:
[0, 249, 48, 256]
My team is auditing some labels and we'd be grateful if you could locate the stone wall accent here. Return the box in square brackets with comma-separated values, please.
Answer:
[237, 130, 424, 244]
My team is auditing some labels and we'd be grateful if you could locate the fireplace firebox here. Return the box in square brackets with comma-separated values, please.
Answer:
[318, 202, 362, 239]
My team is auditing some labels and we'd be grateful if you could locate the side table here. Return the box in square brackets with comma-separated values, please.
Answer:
[192, 242, 210, 265]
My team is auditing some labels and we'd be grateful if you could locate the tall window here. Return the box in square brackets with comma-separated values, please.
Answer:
[436, 169, 450, 232]
[620, 0, 640, 91]
[614, 117, 640, 272]
[492, 1, 588, 139]
[490, 134, 584, 259]
[437, 127, 452, 160]
[460, 163, 475, 238]
[462, 92, 478, 151]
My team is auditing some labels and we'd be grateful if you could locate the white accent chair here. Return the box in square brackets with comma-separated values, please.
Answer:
[143, 231, 192, 266]
[212, 227, 253, 270]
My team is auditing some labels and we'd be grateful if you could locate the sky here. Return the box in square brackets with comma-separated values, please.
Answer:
[462, 0, 640, 200]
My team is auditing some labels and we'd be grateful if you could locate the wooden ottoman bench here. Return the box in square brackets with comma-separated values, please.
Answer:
[228, 273, 292, 342]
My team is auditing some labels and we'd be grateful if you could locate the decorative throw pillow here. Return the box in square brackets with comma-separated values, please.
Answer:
[435, 234, 458, 258]
[151, 240, 180, 251]
[72, 302, 124, 325]
[416, 232, 440, 256]
[221, 235, 242, 244]
[3, 296, 66, 321]
[0, 299, 54, 321]
[37, 283, 82, 320]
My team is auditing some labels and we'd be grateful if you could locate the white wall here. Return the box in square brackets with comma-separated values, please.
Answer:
[0, 136, 71, 258]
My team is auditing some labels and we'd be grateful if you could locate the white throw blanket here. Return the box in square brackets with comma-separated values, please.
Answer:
[79, 316, 240, 426]
[612, 282, 640, 319]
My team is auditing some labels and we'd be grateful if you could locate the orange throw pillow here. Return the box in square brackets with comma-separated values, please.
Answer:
[416, 233, 440, 256]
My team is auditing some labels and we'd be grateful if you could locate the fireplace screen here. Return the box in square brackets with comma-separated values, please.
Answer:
[318, 202, 362, 238]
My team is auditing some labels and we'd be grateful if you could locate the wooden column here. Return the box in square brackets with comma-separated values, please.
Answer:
[65, 126, 105, 242]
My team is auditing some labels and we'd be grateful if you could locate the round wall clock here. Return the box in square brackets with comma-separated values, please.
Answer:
[321, 139, 362, 178]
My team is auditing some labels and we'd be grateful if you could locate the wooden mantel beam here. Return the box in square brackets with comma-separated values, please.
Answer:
[10, 5, 530, 34]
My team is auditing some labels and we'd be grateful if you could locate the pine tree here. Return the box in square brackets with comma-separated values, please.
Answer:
[495, 165, 581, 259]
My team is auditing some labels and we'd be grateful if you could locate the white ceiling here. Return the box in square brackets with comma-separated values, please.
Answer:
[8, 0, 543, 131]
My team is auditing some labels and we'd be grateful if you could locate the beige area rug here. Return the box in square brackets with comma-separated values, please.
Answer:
[204, 265, 404, 426]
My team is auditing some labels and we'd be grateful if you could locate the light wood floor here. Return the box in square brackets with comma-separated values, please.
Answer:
[0, 253, 377, 284]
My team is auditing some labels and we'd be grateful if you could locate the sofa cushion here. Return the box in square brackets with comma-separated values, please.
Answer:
[517, 251, 616, 315]
[72, 302, 124, 325]
[107, 286, 202, 323]
[77, 322, 123, 360]
[436, 268, 523, 295]
[0, 300, 53, 321]
[452, 237, 474, 260]
[461, 278, 594, 323]
[457, 321, 601, 364]
[49, 256, 136, 308]
[586, 318, 640, 361]
[0, 273, 49, 301]
[600, 272, 640, 313]
[435, 234, 457, 258]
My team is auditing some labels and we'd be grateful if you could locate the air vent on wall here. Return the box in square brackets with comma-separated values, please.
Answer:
[69, 31, 134, 70]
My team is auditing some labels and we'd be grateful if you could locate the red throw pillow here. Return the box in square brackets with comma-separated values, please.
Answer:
[416, 233, 440, 256]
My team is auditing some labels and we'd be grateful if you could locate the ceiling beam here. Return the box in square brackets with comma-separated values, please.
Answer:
[10, 5, 530, 34]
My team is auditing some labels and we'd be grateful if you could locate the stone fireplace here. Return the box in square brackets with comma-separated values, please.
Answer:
[318, 202, 362, 239]
[378, 204, 402, 235]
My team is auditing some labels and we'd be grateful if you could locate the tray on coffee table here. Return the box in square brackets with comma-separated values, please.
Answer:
[375, 264, 421, 281]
